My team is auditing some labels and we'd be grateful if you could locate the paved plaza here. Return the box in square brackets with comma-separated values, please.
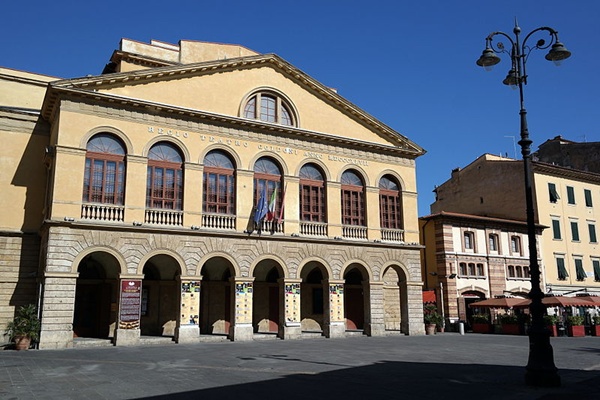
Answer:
[2, 333, 600, 399]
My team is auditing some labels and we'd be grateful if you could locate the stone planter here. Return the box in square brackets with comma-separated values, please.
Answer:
[591, 325, 600, 336]
[425, 324, 436, 335]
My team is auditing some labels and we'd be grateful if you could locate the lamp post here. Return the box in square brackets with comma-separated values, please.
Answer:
[476, 21, 571, 388]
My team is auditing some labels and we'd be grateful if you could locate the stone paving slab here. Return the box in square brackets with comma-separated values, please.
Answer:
[1, 334, 600, 399]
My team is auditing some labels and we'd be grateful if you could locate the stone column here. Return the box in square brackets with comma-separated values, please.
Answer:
[38, 272, 78, 349]
[114, 275, 143, 346]
[279, 278, 302, 339]
[229, 277, 254, 341]
[176, 278, 201, 343]
[406, 281, 426, 336]
[365, 281, 385, 336]
[323, 279, 345, 338]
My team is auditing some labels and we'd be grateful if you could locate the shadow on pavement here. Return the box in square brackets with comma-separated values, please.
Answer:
[135, 360, 600, 400]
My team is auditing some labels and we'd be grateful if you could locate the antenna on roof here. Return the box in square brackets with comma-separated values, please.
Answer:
[504, 135, 517, 159]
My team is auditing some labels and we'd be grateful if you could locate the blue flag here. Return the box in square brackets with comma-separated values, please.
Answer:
[254, 185, 268, 224]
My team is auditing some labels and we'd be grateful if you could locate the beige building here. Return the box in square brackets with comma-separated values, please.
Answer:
[420, 211, 535, 325]
[430, 152, 600, 300]
[0, 39, 426, 349]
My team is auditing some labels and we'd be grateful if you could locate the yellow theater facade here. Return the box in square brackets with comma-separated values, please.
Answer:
[1, 39, 425, 349]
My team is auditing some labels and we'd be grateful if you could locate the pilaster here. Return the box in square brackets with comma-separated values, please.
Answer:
[229, 277, 254, 341]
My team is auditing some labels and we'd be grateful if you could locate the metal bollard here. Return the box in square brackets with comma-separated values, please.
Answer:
[458, 322, 465, 335]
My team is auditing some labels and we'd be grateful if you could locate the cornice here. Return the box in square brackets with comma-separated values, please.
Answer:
[533, 161, 600, 184]
[41, 53, 425, 158]
[44, 87, 422, 160]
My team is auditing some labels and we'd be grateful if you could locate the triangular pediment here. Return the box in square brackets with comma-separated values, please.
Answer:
[43, 54, 424, 157]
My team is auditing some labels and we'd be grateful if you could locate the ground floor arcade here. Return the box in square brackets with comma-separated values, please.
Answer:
[37, 225, 425, 349]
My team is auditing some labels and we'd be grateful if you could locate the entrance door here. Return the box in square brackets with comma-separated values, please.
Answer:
[345, 286, 364, 330]
[73, 283, 111, 338]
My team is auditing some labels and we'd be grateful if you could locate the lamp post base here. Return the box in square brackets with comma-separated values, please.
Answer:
[525, 326, 561, 387]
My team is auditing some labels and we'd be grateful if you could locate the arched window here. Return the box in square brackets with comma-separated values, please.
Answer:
[243, 92, 295, 126]
[203, 150, 235, 215]
[379, 175, 402, 230]
[83, 133, 126, 205]
[299, 164, 326, 222]
[146, 142, 183, 210]
[341, 170, 365, 226]
[253, 157, 282, 220]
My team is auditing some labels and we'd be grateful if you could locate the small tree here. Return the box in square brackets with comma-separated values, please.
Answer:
[423, 304, 443, 326]
[5, 304, 41, 343]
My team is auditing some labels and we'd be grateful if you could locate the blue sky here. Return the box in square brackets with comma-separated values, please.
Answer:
[3, 1, 598, 217]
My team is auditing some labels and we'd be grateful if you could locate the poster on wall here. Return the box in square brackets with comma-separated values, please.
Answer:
[180, 281, 200, 325]
[119, 280, 142, 329]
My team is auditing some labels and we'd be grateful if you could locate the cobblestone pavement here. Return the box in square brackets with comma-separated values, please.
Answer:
[1, 333, 600, 399]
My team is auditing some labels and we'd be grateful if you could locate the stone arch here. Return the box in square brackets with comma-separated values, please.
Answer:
[248, 151, 290, 176]
[195, 251, 241, 278]
[342, 262, 371, 331]
[295, 159, 332, 181]
[73, 249, 123, 340]
[140, 252, 182, 337]
[340, 260, 373, 282]
[198, 255, 237, 336]
[239, 86, 301, 127]
[298, 258, 331, 333]
[249, 254, 288, 279]
[80, 126, 134, 154]
[381, 263, 410, 333]
[337, 165, 370, 187]
[200, 144, 242, 169]
[251, 257, 286, 335]
[297, 257, 333, 280]
[70, 245, 126, 276]
[142, 135, 191, 163]
[136, 249, 185, 276]
[375, 169, 407, 191]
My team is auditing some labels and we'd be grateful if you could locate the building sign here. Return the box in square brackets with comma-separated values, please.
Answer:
[119, 280, 142, 329]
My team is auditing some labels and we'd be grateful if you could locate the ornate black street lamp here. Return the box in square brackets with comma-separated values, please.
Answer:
[476, 21, 571, 387]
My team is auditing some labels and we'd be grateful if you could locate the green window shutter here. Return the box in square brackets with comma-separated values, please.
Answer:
[552, 220, 561, 240]
[567, 186, 575, 204]
[589, 224, 597, 243]
[575, 259, 586, 281]
[585, 189, 593, 207]
[571, 221, 580, 241]
[548, 183, 560, 203]
[557, 258, 568, 280]
[593, 260, 600, 281]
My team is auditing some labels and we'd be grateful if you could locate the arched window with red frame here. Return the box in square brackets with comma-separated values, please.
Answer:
[203, 150, 235, 215]
[83, 133, 126, 205]
[146, 142, 184, 210]
[379, 175, 403, 230]
[341, 170, 365, 226]
[253, 157, 282, 219]
[299, 163, 326, 222]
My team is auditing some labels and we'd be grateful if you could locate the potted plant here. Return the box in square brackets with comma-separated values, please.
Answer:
[423, 305, 442, 335]
[543, 315, 559, 337]
[471, 314, 491, 334]
[498, 313, 520, 335]
[592, 316, 600, 337]
[567, 315, 585, 337]
[4, 304, 41, 350]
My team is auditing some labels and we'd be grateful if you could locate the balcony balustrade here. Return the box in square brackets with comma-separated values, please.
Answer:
[81, 204, 125, 222]
[145, 209, 184, 226]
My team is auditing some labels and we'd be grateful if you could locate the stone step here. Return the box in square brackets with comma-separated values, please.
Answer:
[73, 337, 114, 348]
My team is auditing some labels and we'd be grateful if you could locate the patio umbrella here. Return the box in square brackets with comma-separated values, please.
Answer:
[468, 297, 527, 309]
[571, 295, 600, 306]
[513, 296, 596, 308]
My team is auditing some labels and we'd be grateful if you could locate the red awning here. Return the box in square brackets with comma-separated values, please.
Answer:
[423, 290, 436, 304]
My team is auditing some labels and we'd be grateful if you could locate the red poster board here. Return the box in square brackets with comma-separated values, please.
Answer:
[119, 280, 141, 329]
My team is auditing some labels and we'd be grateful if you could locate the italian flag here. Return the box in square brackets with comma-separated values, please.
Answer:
[266, 189, 277, 221]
